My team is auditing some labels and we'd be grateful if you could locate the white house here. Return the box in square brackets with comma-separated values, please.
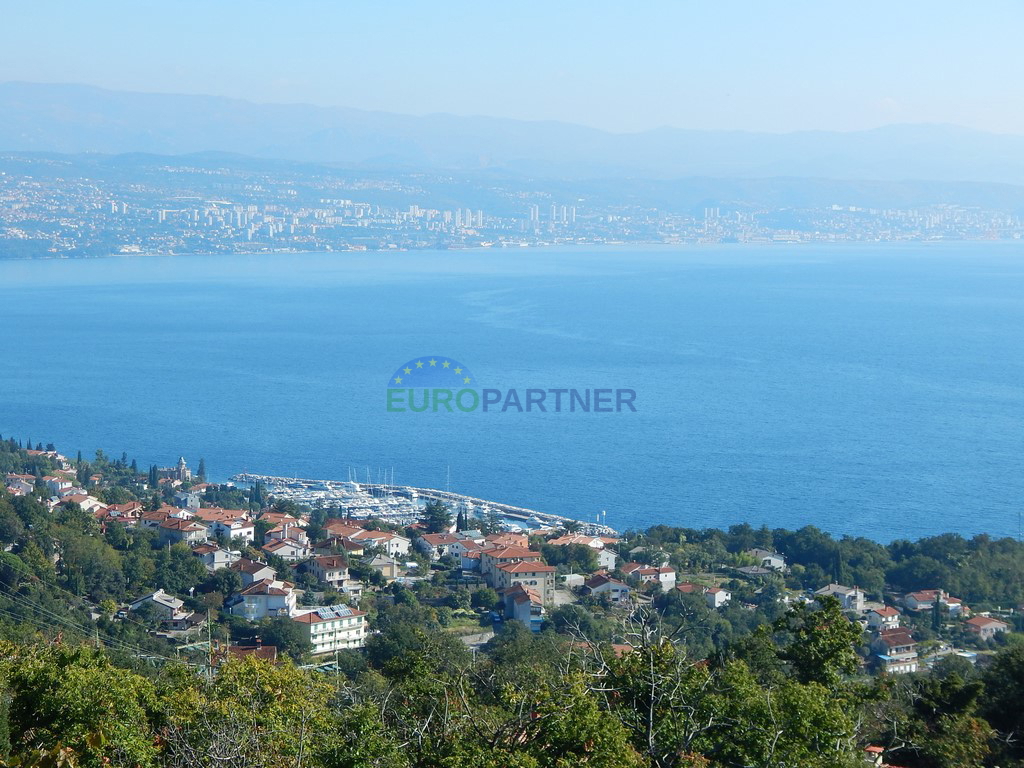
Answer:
[705, 587, 731, 609]
[159, 518, 209, 547]
[207, 517, 255, 544]
[347, 529, 411, 557]
[965, 616, 1009, 640]
[229, 558, 277, 586]
[262, 538, 310, 562]
[128, 588, 184, 620]
[621, 563, 676, 590]
[745, 548, 786, 571]
[503, 584, 544, 630]
[866, 606, 901, 631]
[814, 583, 865, 612]
[228, 578, 297, 620]
[293, 604, 367, 654]
[192, 544, 241, 571]
[416, 533, 461, 560]
[265, 522, 309, 546]
[306, 555, 350, 587]
[597, 548, 618, 571]
[903, 590, 967, 617]
[583, 574, 631, 602]
[871, 628, 919, 674]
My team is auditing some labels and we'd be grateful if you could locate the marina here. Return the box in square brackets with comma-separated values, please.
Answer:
[228, 472, 618, 536]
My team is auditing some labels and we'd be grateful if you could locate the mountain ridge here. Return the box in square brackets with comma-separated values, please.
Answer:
[3, 81, 1024, 183]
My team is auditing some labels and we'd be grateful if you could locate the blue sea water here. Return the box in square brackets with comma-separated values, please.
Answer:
[1, 243, 1022, 541]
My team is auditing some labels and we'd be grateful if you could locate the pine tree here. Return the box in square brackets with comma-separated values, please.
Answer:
[197, 458, 207, 480]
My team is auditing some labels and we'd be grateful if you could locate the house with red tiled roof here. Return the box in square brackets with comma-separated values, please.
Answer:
[871, 628, 919, 674]
[293, 604, 367, 654]
[621, 562, 676, 590]
[159, 518, 208, 546]
[493, 560, 556, 604]
[262, 537, 310, 562]
[583, 574, 631, 602]
[479, 545, 543, 584]
[965, 615, 1009, 640]
[867, 606, 902, 631]
[259, 512, 305, 528]
[265, 522, 309, 547]
[485, 532, 529, 549]
[346, 528, 410, 557]
[502, 584, 544, 628]
[416, 532, 461, 560]
[56, 493, 108, 516]
[229, 558, 276, 586]
[675, 582, 731, 609]
[312, 537, 365, 557]
[321, 519, 364, 540]
[903, 589, 967, 617]
[192, 543, 241, 571]
[304, 555, 350, 587]
[105, 502, 143, 524]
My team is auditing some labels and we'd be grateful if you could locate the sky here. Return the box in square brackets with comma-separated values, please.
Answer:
[2, 1, 1023, 135]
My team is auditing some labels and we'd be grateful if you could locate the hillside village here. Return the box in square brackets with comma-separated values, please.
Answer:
[3, 443, 1019, 676]
[5, 438, 1024, 767]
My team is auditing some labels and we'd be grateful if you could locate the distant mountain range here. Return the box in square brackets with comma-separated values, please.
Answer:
[3, 81, 1024, 184]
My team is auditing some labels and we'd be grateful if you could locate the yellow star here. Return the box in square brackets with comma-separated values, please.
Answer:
[415, 361, 424, 368]
[442, 361, 450, 368]
[454, 367, 462, 374]
[463, 376, 471, 384]
[403, 367, 412, 374]
[429, 358, 437, 366]
[394, 376, 403, 384]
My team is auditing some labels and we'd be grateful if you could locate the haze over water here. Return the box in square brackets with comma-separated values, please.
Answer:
[1, 243, 1022, 542]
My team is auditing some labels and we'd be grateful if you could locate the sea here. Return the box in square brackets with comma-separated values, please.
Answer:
[1, 243, 1022, 542]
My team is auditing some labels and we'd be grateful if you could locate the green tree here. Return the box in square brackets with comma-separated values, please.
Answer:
[422, 500, 453, 534]
[773, 596, 860, 687]
[0, 642, 159, 768]
[259, 617, 312, 662]
[472, 586, 499, 610]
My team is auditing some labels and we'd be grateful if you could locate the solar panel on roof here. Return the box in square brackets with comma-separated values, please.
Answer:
[316, 604, 354, 619]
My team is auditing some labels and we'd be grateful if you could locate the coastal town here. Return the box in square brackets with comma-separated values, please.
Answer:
[2, 443, 1017, 682]
[3, 153, 1024, 259]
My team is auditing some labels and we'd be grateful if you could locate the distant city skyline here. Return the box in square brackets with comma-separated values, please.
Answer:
[3, 0, 1023, 135]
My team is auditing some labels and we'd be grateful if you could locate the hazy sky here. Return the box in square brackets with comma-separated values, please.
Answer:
[3, 1, 1023, 134]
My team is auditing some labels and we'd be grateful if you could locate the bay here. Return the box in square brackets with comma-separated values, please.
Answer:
[1, 243, 1022, 542]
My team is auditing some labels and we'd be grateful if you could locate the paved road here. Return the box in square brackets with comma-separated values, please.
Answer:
[460, 631, 494, 647]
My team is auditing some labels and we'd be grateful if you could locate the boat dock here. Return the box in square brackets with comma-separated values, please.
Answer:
[228, 473, 618, 535]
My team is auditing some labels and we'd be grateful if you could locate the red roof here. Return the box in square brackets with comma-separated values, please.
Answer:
[481, 545, 539, 560]
[293, 608, 366, 624]
[496, 561, 555, 574]
[312, 555, 348, 569]
[240, 578, 294, 596]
